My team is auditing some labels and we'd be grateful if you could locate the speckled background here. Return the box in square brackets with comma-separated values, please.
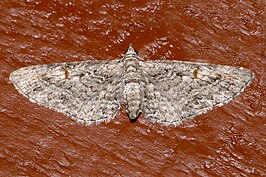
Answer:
[0, 0, 265, 176]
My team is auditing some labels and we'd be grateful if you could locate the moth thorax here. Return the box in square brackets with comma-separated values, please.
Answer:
[124, 58, 139, 71]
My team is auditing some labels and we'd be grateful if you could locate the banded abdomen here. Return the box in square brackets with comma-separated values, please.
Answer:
[123, 56, 143, 120]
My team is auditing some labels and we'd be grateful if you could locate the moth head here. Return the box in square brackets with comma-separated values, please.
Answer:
[125, 44, 139, 57]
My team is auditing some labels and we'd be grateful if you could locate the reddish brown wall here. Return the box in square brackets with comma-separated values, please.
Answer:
[0, 0, 265, 176]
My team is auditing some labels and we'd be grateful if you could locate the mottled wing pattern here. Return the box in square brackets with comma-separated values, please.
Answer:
[10, 60, 123, 124]
[140, 60, 254, 126]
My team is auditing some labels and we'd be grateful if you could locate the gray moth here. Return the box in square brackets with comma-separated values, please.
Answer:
[10, 45, 254, 126]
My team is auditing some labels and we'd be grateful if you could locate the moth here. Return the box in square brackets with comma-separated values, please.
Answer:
[10, 45, 254, 126]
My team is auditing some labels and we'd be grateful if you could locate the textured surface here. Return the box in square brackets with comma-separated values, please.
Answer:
[0, 0, 265, 176]
[10, 45, 254, 126]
